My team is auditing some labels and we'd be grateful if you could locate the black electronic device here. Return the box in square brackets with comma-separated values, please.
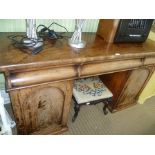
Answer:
[97, 19, 154, 43]
[114, 19, 154, 43]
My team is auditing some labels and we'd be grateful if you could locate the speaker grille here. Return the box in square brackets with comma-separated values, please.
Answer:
[128, 19, 147, 29]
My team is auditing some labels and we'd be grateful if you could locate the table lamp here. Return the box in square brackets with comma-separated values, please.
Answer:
[68, 19, 86, 49]
[22, 19, 43, 54]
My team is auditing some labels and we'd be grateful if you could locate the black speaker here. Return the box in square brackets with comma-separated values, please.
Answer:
[97, 19, 154, 43]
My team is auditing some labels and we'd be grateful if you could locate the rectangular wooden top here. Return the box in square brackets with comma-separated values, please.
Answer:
[0, 32, 155, 72]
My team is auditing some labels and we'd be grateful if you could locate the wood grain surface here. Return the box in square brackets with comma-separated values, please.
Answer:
[97, 19, 120, 43]
[100, 67, 154, 112]
[10, 80, 73, 135]
[1, 32, 155, 72]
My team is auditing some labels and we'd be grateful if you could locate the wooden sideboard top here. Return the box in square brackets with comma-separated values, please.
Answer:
[1, 32, 155, 72]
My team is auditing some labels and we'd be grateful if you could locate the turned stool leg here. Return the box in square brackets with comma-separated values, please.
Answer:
[72, 104, 80, 122]
[103, 101, 108, 115]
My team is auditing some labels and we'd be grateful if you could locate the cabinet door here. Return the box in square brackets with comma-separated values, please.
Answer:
[100, 67, 153, 112]
[9, 81, 73, 135]
[99, 71, 131, 112]
[115, 68, 152, 111]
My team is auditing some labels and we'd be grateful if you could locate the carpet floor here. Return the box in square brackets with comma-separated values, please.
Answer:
[64, 96, 155, 135]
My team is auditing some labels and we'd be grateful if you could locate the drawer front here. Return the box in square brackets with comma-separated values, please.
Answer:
[7, 66, 77, 89]
[80, 59, 142, 77]
[144, 57, 155, 66]
[7, 58, 143, 90]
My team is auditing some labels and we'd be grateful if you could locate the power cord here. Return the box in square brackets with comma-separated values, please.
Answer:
[8, 22, 69, 54]
[8, 35, 39, 47]
[8, 35, 43, 54]
[47, 22, 68, 32]
[37, 22, 69, 40]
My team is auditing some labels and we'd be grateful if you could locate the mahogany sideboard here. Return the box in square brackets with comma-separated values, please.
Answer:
[0, 32, 155, 135]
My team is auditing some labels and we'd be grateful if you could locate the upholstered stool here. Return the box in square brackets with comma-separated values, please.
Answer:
[72, 76, 113, 122]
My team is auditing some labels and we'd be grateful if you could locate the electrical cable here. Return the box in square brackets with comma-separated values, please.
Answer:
[37, 22, 69, 40]
[8, 35, 43, 48]
[8, 22, 70, 54]
[47, 22, 68, 32]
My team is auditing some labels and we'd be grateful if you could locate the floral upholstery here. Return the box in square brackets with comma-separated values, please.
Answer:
[73, 76, 113, 104]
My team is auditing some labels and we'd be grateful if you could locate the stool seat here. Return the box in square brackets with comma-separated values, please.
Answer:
[73, 76, 113, 104]
[72, 76, 113, 122]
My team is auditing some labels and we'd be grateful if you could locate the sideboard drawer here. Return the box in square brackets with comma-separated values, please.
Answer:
[7, 66, 77, 89]
[80, 59, 142, 77]
[144, 57, 155, 66]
